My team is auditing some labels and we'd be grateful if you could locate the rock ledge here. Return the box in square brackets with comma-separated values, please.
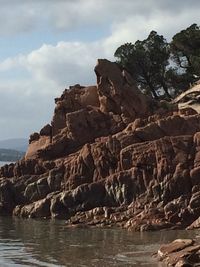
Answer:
[155, 239, 200, 266]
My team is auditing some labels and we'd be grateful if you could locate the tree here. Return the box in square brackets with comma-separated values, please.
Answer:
[115, 25, 200, 99]
[114, 31, 171, 99]
[171, 24, 200, 89]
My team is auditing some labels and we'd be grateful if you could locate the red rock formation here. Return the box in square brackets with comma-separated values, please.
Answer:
[2, 59, 200, 231]
[155, 239, 200, 266]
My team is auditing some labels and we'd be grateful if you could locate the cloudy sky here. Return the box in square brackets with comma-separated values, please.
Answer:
[0, 0, 199, 140]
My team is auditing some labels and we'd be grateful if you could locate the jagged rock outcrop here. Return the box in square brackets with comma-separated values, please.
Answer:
[173, 82, 200, 113]
[25, 59, 152, 161]
[155, 239, 200, 266]
[2, 59, 200, 231]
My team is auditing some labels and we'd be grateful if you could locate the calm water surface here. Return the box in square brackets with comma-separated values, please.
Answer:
[0, 217, 199, 267]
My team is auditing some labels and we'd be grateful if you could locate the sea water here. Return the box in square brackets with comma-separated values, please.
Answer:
[0, 217, 199, 267]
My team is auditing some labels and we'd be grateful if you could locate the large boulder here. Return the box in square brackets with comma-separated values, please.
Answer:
[25, 59, 152, 161]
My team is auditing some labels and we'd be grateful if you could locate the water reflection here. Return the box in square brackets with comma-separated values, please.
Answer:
[0, 217, 199, 266]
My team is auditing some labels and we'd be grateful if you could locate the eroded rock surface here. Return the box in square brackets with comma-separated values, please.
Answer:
[155, 239, 200, 266]
[1, 59, 200, 231]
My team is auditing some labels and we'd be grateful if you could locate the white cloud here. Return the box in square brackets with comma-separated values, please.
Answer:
[25, 42, 101, 87]
[103, 4, 200, 54]
[0, 40, 108, 139]
[0, 0, 199, 35]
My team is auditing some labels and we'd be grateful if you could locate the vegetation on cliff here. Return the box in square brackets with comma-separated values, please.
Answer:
[115, 24, 200, 99]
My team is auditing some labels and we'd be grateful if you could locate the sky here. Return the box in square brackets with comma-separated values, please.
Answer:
[0, 0, 199, 140]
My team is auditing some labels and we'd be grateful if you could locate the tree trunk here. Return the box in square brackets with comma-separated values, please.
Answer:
[148, 81, 158, 99]
[144, 75, 159, 99]
[150, 86, 159, 99]
[161, 81, 171, 99]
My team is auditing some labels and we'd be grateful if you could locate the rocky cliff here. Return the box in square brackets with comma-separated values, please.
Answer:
[1, 59, 200, 231]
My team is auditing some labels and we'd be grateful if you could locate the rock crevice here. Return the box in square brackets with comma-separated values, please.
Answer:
[1, 59, 200, 230]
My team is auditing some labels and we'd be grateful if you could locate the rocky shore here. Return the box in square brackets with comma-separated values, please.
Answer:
[155, 239, 200, 266]
[1, 59, 200, 231]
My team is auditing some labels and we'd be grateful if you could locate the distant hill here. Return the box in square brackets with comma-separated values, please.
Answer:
[0, 138, 28, 152]
[0, 148, 25, 162]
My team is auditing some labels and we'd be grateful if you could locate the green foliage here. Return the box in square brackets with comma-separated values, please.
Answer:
[171, 24, 200, 89]
[115, 31, 171, 99]
[114, 24, 200, 99]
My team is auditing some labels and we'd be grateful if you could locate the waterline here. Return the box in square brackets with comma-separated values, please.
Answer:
[0, 217, 199, 266]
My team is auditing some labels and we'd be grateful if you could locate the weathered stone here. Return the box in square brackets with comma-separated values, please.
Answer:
[175, 259, 192, 267]
[50, 193, 69, 219]
[13, 198, 51, 218]
[156, 239, 200, 266]
[40, 124, 52, 136]
[0, 180, 15, 214]
[187, 216, 200, 230]
[24, 177, 50, 202]
[0, 59, 200, 231]
[158, 239, 194, 259]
